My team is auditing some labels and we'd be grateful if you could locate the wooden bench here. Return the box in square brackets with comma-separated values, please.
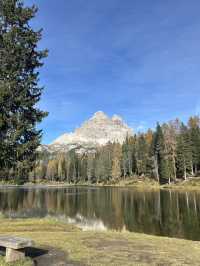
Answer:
[0, 236, 34, 262]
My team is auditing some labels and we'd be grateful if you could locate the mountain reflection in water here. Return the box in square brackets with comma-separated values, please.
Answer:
[0, 187, 200, 240]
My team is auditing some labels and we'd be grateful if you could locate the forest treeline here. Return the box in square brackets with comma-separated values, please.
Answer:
[34, 116, 200, 184]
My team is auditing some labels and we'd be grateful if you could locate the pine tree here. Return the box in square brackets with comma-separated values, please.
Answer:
[94, 145, 112, 183]
[34, 161, 46, 181]
[136, 134, 149, 176]
[144, 129, 154, 177]
[176, 123, 193, 179]
[130, 135, 138, 175]
[46, 159, 58, 181]
[103, 143, 113, 180]
[0, 0, 48, 181]
[122, 136, 134, 178]
[94, 151, 104, 182]
[80, 154, 88, 182]
[122, 137, 129, 178]
[153, 123, 169, 183]
[68, 150, 79, 183]
[188, 116, 200, 175]
[64, 154, 71, 183]
[162, 123, 177, 183]
[86, 154, 95, 183]
[111, 143, 122, 181]
[57, 154, 66, 181]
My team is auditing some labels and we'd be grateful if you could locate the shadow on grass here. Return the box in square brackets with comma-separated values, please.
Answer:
[0, 246, 6, 256]
[27, 246, 84, 266]
[25, 247, 48, 259]
[0, 245, 83, 266]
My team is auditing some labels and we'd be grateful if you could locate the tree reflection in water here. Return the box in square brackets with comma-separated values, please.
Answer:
[0, 187, 200, 240]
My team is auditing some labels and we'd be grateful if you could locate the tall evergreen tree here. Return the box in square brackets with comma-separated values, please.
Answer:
[188, 116, 200, 175]
[80, 154, 88, 182]
[162, 123, 177, 183]
[0, 0, 48, 181]
[136, 134, 149, 176]
[176, 123, 193, 179]
[94, 144, 112, 183]
[153, 123, 169, 183]
[46, 159, 58, 181]
[58, 154, 66, 181]
[144, 130, 154, 178]
[94, 150, 104, 182]
[122, 136, 135, 178]
[111, 143, 122, 181]
[64, 154, 71, 183]
[86, 154, 95, 182]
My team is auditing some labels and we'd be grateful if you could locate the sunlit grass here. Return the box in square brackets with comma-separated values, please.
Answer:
[162, 177, 200, 190]
[0, 218, 200, 265]
[2, 177, 200, 191]
[0, 257, 32, 266]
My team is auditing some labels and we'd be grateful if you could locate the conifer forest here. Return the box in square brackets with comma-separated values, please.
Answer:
[34, 117, 200, 185]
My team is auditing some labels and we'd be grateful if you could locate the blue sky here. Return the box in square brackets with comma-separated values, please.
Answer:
[26, 0, 200, 144]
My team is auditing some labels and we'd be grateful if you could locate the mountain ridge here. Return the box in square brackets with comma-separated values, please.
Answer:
[40, 111, 133, 153]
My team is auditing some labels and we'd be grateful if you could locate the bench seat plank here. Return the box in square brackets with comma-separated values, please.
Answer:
[0, 236, 34, 249]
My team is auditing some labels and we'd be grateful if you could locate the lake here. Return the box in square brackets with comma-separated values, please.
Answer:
[0, 186, 200, 241]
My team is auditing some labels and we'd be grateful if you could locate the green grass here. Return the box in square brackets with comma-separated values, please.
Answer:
[0, 257, 32, 266]
[112, 177, 160, 188]
[22, 177, 161, 190]
[3, 177, 200, 191]
[162, 177, 200, 191]
[0, 218, 200, 265]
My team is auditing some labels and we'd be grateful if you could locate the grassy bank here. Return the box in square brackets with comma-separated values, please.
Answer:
[162, 177, 200, 191]
[0, 218, 200, 265]
[1, 177, 200, 191]
[0, 177, 160, 189]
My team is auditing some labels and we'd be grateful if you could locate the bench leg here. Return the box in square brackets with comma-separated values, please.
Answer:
[6, 247, 25, 263]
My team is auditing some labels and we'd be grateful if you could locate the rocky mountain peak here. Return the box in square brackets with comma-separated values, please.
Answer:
[91, 111, 109, 120]
[112, 114, 123, 122]
[41, 112, 134, 153]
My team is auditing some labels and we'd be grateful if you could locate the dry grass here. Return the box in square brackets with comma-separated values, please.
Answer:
[0, 218, 200, 265]
[0, 257, 32, 266]
[3, 177, 200, 191]
[162, 177, 200, 191]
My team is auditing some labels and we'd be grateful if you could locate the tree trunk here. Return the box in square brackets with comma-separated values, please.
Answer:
[154, 156, 159, 182]
[173, 156, 177, 181]
[191, 162, 194, 176]
[123, 161, 126, 179]
[184, 161, 187, 180]
[194, 164, 197, 175]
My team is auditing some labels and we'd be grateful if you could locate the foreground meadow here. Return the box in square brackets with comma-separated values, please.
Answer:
[0, 218, 200, 265]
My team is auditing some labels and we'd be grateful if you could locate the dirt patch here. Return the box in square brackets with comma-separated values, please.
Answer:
[26, 246, 84, 266]
[83, 237, 190, 265]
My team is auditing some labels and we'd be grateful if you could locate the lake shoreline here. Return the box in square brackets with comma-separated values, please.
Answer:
[1, 177, 200, 191]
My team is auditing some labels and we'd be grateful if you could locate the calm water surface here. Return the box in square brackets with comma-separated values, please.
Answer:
[0, 187, 200, 241]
